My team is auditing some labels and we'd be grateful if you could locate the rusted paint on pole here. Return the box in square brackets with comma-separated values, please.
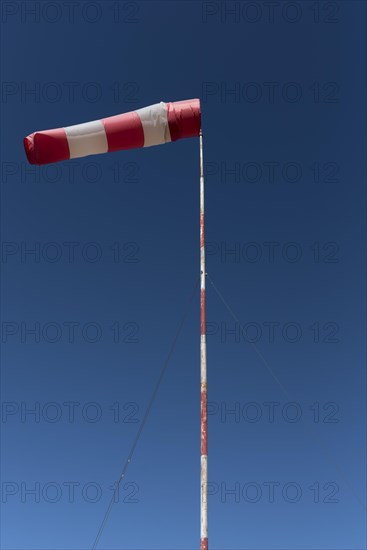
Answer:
[200, 129, 208, 550]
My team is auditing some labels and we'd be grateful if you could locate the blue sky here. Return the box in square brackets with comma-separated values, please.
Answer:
[1, 1, 366, 549]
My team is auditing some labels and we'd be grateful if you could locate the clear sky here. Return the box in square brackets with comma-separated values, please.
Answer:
[1, 1, 366, 549]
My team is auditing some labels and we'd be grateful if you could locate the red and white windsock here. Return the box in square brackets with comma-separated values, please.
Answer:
[23, 99, 201, 165]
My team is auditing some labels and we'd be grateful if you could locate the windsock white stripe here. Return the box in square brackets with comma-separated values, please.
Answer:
[135, 102, 171, 147]
[64, 119, 108, 159]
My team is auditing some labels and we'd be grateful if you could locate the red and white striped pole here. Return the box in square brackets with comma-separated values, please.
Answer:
[200, 129, 208, 550]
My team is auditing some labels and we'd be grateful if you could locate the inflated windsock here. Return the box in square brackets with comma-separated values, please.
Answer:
[23, 99, 201, 165]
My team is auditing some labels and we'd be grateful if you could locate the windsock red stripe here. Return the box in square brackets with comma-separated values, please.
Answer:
[24, 99, 201, 165]
[167, 99, 201, 141]
[103, 111, 144, 152]
[200, 537, 208, 550]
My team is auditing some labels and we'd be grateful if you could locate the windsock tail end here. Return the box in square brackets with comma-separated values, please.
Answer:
[23, 129, 70, 165]
[23, 134, 37, 165]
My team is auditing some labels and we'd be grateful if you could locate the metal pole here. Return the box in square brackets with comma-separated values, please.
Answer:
[200, 129, 208, 550]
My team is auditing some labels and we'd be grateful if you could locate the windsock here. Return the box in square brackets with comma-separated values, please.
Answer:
[24, 99, 201, 165]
